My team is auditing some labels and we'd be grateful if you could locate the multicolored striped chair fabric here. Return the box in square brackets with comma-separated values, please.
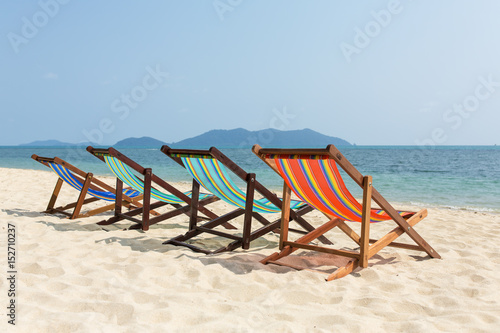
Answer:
[180, 156, 306, 213]
[102, 156, 211, 204]
[48, 162, 140, 201]
[270, 156, 413, 222]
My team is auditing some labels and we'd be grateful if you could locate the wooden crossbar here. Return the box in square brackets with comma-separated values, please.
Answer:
[282, 241, 360, 259]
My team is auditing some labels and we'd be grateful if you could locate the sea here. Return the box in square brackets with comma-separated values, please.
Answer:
[1, 145, 499, 214]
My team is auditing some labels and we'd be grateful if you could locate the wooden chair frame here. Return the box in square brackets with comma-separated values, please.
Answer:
[32, 154, 143, 219]
[253, 144, 441, 281]
[160, 145, 332, 254]
[86, 146, 224, 231]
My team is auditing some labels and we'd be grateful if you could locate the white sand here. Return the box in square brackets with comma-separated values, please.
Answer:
[1, 167, 499, 332]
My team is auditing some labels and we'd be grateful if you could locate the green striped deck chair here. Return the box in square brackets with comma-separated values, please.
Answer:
[253, 144, 441, 281]
[87, 146, 223, 231]
[32, 155, 143, 219]
[161, 145, 332, 254]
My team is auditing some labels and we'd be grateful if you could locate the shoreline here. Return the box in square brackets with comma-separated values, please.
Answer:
[2, 166, 498, 216]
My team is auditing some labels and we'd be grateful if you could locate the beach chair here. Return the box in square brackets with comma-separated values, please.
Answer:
[32, 154, 143, 219]
[86, 146, 225, 231]
[160, 145, 332, 254]
[253, 144, 441, 281]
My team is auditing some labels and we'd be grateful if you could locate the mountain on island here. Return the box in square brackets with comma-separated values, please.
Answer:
[169, 128, 351, 148]
[19, 139, 91, 147]
[18, 129, 351, 148]
[114, 136, 167, 147]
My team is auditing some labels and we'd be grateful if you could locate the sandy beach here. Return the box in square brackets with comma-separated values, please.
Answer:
[1, 167, 499, 332]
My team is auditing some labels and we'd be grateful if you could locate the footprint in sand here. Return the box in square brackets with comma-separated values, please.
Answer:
[23, 262, 65, 278]
[124, 264, 143, 278]
[208, 275, 224, 289]
[378, 281, 405, 293]
[283, 290, 328, 306]
[432, 295, 460, 308]
[146, 310, 173, 324]
[132, 291, 160, 304]
[64, 274, 94, 287]
[470, 274, 486, 283]
[66, 302, 135, 325]
[391, 300, 428, 315]
[45, 281, 70, 292]
[211, 302, 233, 313]
[352, 296, 388, 308]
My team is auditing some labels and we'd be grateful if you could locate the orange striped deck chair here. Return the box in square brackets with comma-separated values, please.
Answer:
[253, 144, 441, 281]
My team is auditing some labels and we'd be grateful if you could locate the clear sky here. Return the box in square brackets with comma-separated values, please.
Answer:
[1, 0, 500, 146]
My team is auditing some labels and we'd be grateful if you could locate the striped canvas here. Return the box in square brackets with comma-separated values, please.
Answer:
[48, 162, 140, 201]
[180, 156, 306, 213]
[270, 157, 413, 222]
[103, 155, 210, 204]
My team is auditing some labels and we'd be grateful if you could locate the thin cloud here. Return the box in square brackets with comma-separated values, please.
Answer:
[100, 76, 117, 85]
[419, 101, 439, 113]
[44, 72, 58, 80]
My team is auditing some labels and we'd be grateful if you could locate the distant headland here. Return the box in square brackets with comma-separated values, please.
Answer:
[19, 128, 351, 148]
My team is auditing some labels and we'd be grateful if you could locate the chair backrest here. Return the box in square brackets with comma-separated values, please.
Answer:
[163, 146, 306, 214]
[48, 162, 119, 201]
[100, 154, 186, 204]
[32, 154, 139, 201]
[257, 151, 411, 222]
[177, 154, 290, 213]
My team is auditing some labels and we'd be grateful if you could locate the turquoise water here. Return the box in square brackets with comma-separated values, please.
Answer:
[1, 146, 499, 213]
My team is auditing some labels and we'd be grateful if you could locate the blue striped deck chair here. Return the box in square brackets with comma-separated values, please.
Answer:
[160, 145, 332, 254]
[31, 155, 143, 219]
[86, 146, 224, 231]
[253, 144, 441, 281]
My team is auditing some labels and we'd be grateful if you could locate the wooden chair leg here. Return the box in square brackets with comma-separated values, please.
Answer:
[189, 179, 200, 231]
[242, 173, 256, 250]
[326, 259, 359, 281]
[114, 178, 123, 217]
[280, 182, 292, 250]
[359, 175, 372, 268]
[45, 178, 64, 212]
[142, 168, 152, 231]
[70, 173, 93, 219]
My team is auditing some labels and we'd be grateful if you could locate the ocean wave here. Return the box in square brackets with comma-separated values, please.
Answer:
[409, 201, 499, 214]
[413, 170, 448, 174]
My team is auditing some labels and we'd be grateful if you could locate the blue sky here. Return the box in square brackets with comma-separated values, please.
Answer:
[1, 0, 500, 146]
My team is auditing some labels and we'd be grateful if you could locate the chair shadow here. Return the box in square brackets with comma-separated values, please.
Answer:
[94, 233, 290, 275]
[193, 251, 395, 277]
[3, 208, 190, 233]
[95, 235, 168, 253]
[3, 208, 119, 232]
[3, 207, 434, 278]
[189, 245, 432, 278]
[2, 208, 46, 219]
